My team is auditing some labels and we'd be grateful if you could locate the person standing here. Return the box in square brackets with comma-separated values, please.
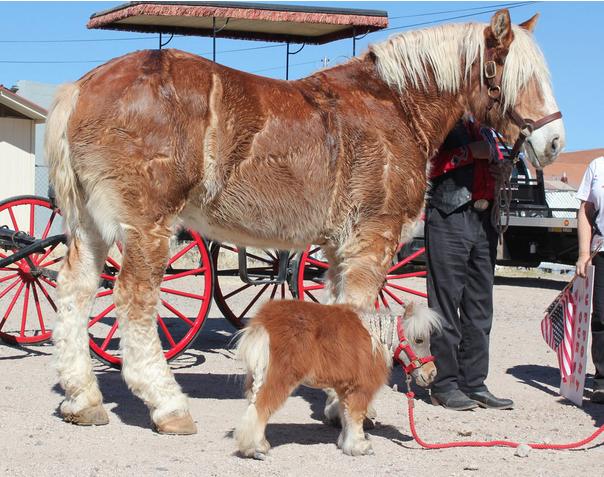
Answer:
[575, 156, 604, 403]
[426, 118, 514, 411]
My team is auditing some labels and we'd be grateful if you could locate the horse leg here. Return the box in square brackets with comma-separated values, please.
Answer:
[336, 223, 400, 310]
[114, 226, 195, 434]
[236, 365, 297, 459]
[336, 389, 375, 456]
[54, 220, 110, 425]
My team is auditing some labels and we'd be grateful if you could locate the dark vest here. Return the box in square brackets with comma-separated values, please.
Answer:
[427, 121, 475, 215]
[428, 166, 474, 215]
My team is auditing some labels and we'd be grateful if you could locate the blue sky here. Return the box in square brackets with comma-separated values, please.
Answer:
[1, 1, 602, 151]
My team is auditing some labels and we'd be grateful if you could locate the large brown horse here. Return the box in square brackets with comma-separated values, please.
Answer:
[46, 10, 564, 434]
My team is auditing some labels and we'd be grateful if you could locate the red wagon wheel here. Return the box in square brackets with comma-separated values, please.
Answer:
[88, 230, 213, 368]
[211, 243, 296, 329]
[0, 196, 65, 344]
[294, 243, 427, 314]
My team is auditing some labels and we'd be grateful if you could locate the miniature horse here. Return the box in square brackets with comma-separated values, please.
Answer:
[235, 300, 441, 458]
[47, 9, 563, 433]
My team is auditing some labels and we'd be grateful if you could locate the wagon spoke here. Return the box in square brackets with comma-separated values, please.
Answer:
[41, 210, 57, 240]
[306, 258, 328, 269]
[386, 271, 427, 280]
[281, 283, 286, 299]
[33, 278, 57, 311]
[39, 276, 57, 289]
[7, 207, 20, 232]
[96, 289, 113, 299]
[242, 251, 273, 265]
[378, 290, 389, 309]
[264, 250, 278, 261]
[0, 277, 21, 300]
[100, 321, 119, 351]
[20, 283, 31, 337]
[89, 304, 116, 327]
[160, 286, 205, 301]
[309, 247, 322, 256]
[100, 273, 116, 282]
[31, 284, 46, 334]
[161, 299, 194, 327]
[29, 204, 35, 236]
[162, 266, 207, 282]
[238, 284, 270, 320]
[34, 242, 59, 266]
[167, 241, 197, 266]
[221, 282, 252, 300]
[304, 289, 320, 303]
[157, 316, 177, 348]
[385, 282, 427, 298]
[387, 247, 426, 273]
[105, 256, 121, 271]
[38, 256, 63, 268]
[0, 273, 19, 284]
[0, 281, 25, 329]
[382, 286, 405, 305]
[269, 284, 278, 300]
[303, 284, 324, 291]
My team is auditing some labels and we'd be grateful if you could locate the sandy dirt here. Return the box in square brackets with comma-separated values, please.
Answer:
[1, 272, 603, 477]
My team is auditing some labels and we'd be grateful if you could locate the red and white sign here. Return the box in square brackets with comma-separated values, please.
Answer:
[560, 266, 594, 406]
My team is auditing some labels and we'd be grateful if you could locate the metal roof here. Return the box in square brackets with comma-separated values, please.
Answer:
[0, 85, 47, 123]
[87, 1, 388, 44]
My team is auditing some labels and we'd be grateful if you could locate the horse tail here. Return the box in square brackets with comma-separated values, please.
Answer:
[45, 82, 82, 235]
[235, 324, 270, 404]
[234, 324, 270, 453]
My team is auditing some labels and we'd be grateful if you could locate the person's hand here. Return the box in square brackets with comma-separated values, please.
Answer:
[576, 253, 591, 278]
[469, 140, 492, 159]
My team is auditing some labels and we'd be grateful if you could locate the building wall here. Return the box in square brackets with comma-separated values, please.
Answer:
[0, 117, 35, 226]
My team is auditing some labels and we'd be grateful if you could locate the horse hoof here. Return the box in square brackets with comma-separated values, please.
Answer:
[154, 412, 197, 435]
[63, 404, 109, 426]
[253, 451, 267, 461]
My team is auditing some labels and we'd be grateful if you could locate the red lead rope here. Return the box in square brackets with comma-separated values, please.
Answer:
[404, 389, 604, 450]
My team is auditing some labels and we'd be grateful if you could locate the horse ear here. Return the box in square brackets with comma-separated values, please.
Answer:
[488, 9, 514, 49]
[519, 13, 539, 32]
[403, 301, 415, 320]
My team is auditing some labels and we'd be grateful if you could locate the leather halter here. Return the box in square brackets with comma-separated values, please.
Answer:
[393, 316, 435, 374]
[483, 48, 562, 162]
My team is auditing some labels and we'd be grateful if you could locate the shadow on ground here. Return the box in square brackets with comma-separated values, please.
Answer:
[494, 275, 568, 291]
[507, 364, 604, 427]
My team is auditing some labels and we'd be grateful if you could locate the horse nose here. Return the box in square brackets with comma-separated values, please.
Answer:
[428, 367, 437, 381]
[550, 135, 561, 156]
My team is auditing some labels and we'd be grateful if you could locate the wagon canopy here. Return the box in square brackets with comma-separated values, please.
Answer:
[87, 1, 388, 45]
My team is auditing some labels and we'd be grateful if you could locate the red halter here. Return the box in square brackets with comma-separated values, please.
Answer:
[393, 316, 435, 374]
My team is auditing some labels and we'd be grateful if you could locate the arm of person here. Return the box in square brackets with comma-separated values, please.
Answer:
[576, 200, 594, 278]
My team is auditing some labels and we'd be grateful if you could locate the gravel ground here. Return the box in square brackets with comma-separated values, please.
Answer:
[1, 273, 603, 477]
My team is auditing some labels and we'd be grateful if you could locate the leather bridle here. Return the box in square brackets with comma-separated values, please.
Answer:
[483, 48, 562, 162]
[393, 316, 435, 374]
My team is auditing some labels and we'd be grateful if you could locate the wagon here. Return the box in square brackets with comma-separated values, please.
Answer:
[0, 2, 428, 367]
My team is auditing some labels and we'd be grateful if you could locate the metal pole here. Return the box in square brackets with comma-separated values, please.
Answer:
[159, 33, 162, 50]
[352, 26, 356, 56]
[286, 41, 290, 80]
[212, 17, 216, 62]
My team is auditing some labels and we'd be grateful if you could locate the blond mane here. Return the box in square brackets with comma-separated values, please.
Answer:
[370, 22, 552, 111]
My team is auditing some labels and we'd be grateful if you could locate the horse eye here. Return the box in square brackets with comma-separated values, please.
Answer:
[415, 338, 424, 345]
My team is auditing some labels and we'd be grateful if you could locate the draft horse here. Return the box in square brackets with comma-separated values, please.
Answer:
[46, 9, 564, 433]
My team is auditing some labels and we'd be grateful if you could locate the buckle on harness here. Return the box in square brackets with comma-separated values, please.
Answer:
[484, 60, 497, 79]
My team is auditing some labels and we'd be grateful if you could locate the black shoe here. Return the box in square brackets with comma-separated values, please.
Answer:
[466, 390, 514, 410]
[591, 389, 604, 404]
[430, 389, 479, 411]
